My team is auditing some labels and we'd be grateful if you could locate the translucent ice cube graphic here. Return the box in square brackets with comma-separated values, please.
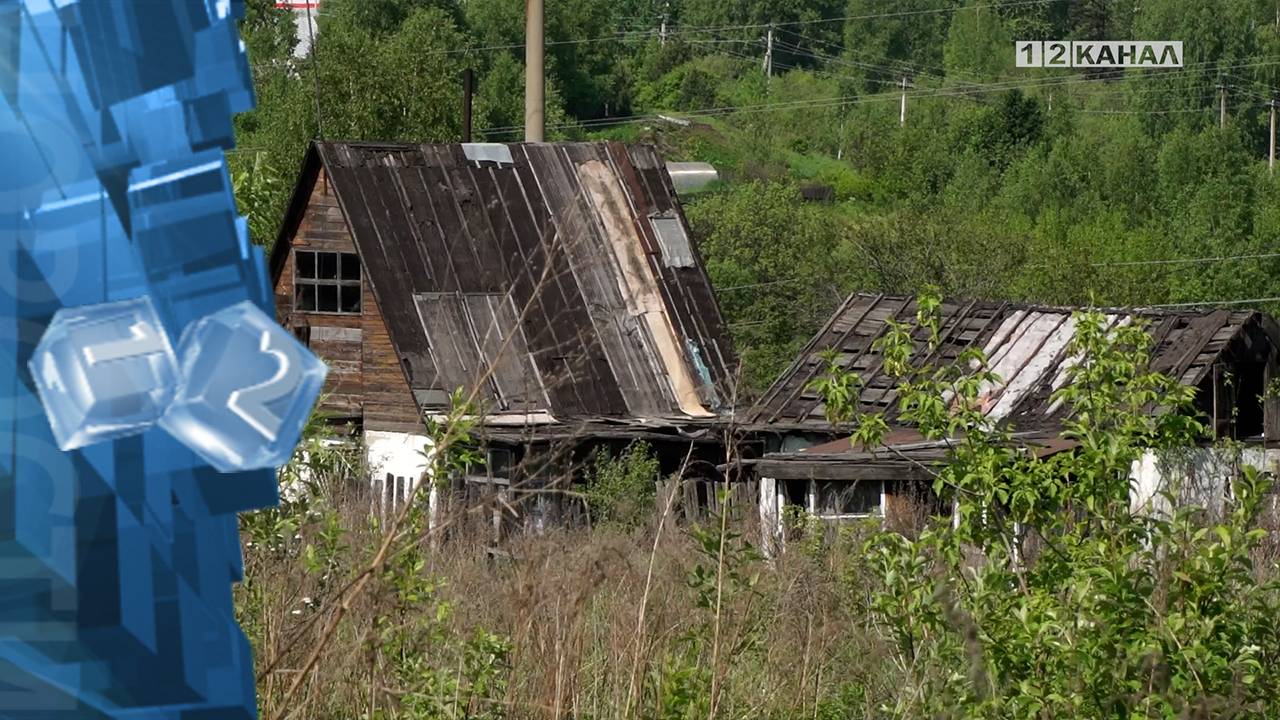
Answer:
[28, 296, 180, 451]
[160, 301, 327, 472]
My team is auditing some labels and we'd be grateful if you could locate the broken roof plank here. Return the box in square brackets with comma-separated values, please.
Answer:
[750, 292, 1279, 433]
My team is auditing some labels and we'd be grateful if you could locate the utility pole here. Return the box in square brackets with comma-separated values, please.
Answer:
[1219, 78, 1228, 129]
[524, 0, 544, 142]
[660, 2, 668, 46]
[305, 0, 324, 139]
[462, 68, 474, 143]
[763, 26, 774, 78]
[899, 76, 911, 127]
[1270, 98, 1277, 175]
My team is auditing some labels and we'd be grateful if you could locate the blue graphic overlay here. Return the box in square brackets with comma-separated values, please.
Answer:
[0, 0, 323, 717]
[162, 301, 327, 473]
[28, 296, 179, 451]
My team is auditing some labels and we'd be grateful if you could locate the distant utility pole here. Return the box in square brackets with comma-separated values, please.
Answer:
[306, 0, 324, 139]
[1270, 98, 1278, 175]
[1219, 78, 1228, 129]
[899, 76, 911, 127]
[525, 0, 545, 142]
[462, 68, 474, 143]
[660, 2, 668, 46]
[763, 25, 774, 78]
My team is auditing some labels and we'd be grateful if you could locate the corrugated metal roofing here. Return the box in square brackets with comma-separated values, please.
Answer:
[751, 292, 1279, 431]
[278, 141, 735, 424]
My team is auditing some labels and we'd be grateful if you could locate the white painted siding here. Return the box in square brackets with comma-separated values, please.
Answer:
[1131, 447, 1280, 518]
[365, 431, 436, 519]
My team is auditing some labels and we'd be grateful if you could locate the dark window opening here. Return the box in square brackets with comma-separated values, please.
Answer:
[340, 285, 361, 313]
[297, 251, 316, 279]
[318, 252, 338, 279]
[814, 480, 883, 517]
[782, 479, 807, 507]
[340, 255, 361, 280]
[488, 448, 513, 481]
[317, 285, 338, 312]
[295, 284, 316, 312]
[1233, 362, 1265, 439]
[294, 250, 361, 314]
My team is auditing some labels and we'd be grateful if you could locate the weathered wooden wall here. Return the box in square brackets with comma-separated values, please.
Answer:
[273, 168, 420, 430]
[362, 287, 425, 432]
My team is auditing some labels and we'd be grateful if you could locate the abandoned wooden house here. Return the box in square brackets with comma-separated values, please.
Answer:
[745, 293, 1280, 546]
[267, 140, 737, 527]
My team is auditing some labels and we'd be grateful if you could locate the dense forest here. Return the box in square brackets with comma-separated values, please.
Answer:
[233, 0, 1280, 391]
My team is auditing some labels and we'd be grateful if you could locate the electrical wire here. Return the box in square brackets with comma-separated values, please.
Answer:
[1148, 297, 1280, 308]
[261, 0, 1068, 63]
[479, 56, 1280, 136]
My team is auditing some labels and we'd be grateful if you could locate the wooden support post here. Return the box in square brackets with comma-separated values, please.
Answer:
[462, 68, 474, 143]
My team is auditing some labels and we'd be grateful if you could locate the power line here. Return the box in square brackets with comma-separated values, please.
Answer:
[716, 278, 808, 292]
[1148, 297, 1280, 308]
[772, 28, 955, 86]
[262, 0, 1066, 64]
[1076, 107, 1211, 114]
[1096, 252, 1280, 267]
[662, 0, 1066, 36]
[714, 253, 1280, 295]
[480, 56, 1280, 136]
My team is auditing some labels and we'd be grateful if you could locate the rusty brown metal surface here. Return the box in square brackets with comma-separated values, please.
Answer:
[273, 141, 736, 425]
[751, 293, 1270, 432]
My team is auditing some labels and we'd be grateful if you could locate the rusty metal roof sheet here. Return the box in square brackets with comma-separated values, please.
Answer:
[273, 141, 736, 424]
[750, 292, 1279, 431]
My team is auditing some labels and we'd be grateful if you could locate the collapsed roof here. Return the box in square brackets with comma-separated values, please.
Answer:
[750, 292, 1280, 433]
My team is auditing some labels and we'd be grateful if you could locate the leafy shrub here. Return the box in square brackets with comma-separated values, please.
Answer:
[585, 441, 659, 529]
[813, 292, 1280, 716]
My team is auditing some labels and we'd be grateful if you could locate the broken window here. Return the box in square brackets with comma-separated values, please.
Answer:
[488, 448, 513, 482]
[812, 480, 883, 517]
[295, 250, 362, 314]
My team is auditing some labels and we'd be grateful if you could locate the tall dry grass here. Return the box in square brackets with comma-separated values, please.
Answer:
[239, 477, 899, 720]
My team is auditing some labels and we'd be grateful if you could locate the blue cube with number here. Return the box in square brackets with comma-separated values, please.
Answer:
[28, 296, 180, 451]
[160, 301, 327, 473]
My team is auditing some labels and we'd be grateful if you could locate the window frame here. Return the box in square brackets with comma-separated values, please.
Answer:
[807, 479, 885, 520]
[293, 249, 362, 315]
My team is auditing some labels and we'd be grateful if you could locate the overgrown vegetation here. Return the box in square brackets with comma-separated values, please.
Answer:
[812, 292, 1280, 716]
[233, 0, 1280, 394]
[244, 293, 1280, 717]
[231, 2, 1280, 715]
[584, 442, 659, 529]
